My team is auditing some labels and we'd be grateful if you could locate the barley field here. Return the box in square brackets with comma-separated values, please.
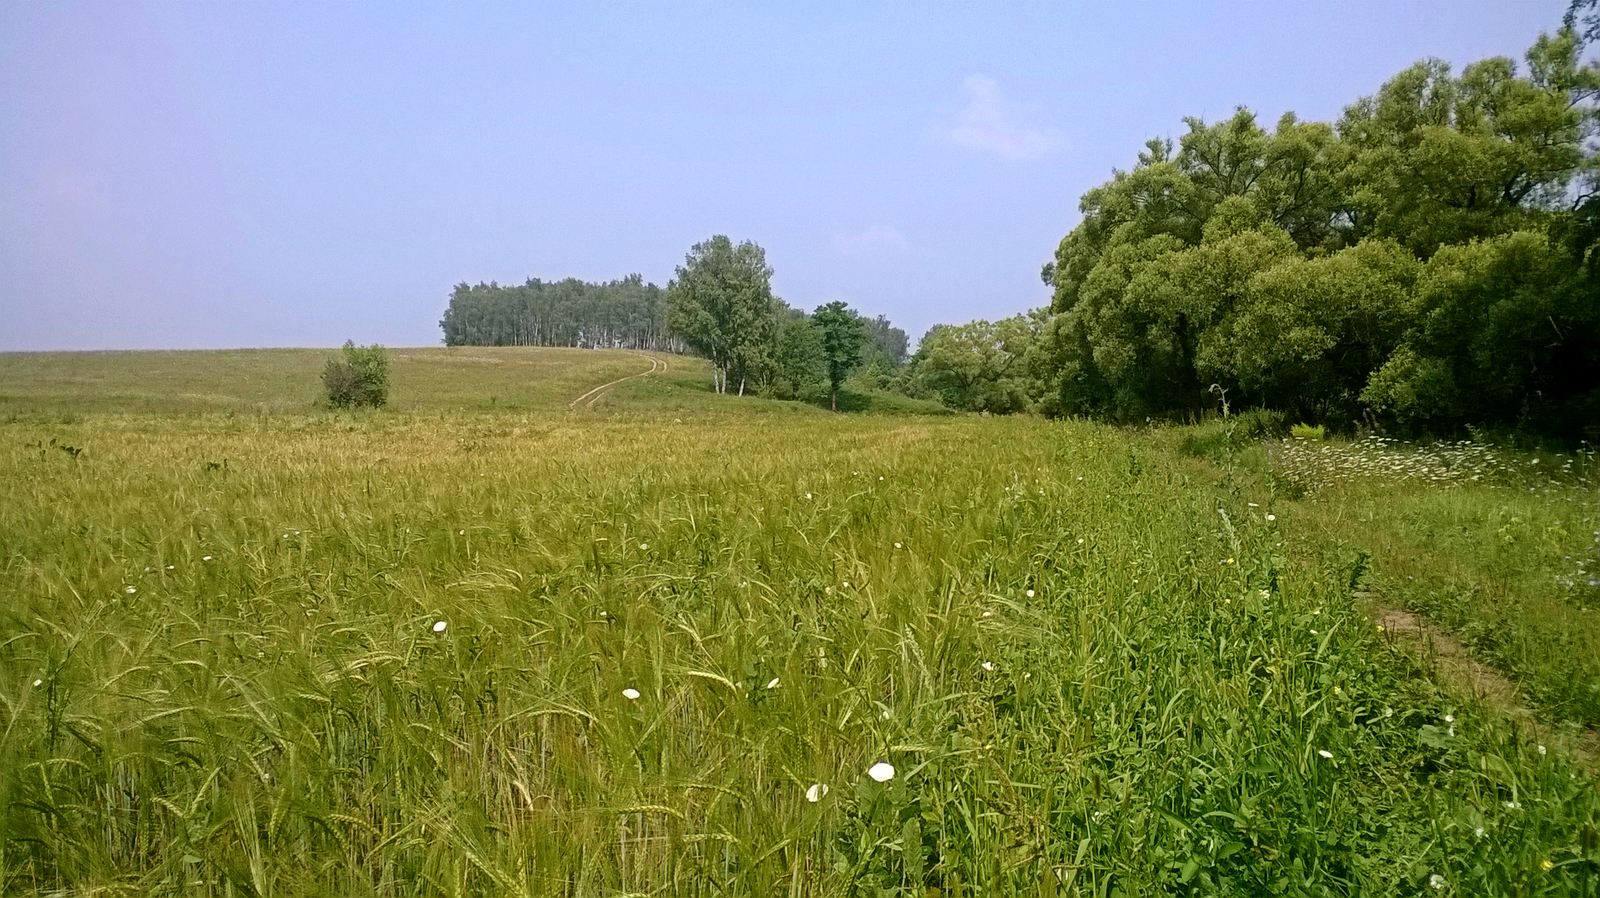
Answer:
[1, 349, 1596, 896]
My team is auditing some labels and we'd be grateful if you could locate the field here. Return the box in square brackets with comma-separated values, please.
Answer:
[1, 348, 1597, 896]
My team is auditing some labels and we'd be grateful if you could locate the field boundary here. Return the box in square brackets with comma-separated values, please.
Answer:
[1362, 594, 1600, 774]
[567, 352, 666, 410]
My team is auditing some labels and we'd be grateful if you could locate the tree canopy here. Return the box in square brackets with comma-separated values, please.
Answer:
[440, 275, 675, 350]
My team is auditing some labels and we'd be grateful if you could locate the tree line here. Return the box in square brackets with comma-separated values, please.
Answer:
[905, 22, 1600, 441]
[439, 274, 681, 351]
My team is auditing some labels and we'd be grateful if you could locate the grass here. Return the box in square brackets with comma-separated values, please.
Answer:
[0, 350, 1597, 896]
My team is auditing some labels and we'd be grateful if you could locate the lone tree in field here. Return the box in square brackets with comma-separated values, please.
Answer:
[322, 341, 390, 408]
[811, 300, 867, 410]
[666, 236, 777, 395]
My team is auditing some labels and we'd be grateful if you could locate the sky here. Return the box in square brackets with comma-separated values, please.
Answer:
[0, 1, 1572, 351]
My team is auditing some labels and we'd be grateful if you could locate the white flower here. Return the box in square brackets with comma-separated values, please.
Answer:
[1537, 744, 1547, 756]
[124, 586, 137, 594]
[32, 678, 42, 687]
[867, 761, 895, 782]
[1430, 873, 1446, 890]
[805, 493, 812, 500]
[1025, 589, 1035, 598]
[1505, 800, 1521, 810]
[639, 543, 649, 551]
[458, 530, 465, 535]
[981, 661, 995, 672]
[165, 565, 174, 570]
[1266, 514, 1276, 522]
[202, 555, 212, 561]
[1317, 749, 1333, 759]
[893, 542, 902, 549]
[981, 610, 993, 618]
[842, 581, 850, 588]
[622, 688, 641, 701]
[432, 620, 447, 633]
[1443, 714, 1454, 724]
[1076, 538, 1084, 544]
[1474, 827, 1485, 838]
[806, 783, 829, 802]
[766, 677, 781, 689]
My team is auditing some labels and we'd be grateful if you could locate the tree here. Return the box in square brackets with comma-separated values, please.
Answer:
[811, 301, 867, 411]
[322, 341, 390, 408]
[763, 304, 826, 401]
[665, 236, 778, 395]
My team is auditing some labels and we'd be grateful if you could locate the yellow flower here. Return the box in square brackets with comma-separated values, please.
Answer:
[1541, 859, 1554, 872]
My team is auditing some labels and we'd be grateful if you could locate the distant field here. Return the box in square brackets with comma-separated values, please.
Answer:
[1, 350, 1596, 896]
[0, 347, 724, 416]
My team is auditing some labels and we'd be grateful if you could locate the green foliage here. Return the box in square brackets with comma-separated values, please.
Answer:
[666, 236, 779, 395]
[1291, 423, 1327, 441]
[908, 312, 1050, 414]
[811, 301, 868, 411]
[1026, 22, 1600, 440]
[440, 274, 675, 350]
[321, 341, 390, 408]
[762, 306, 826, 402]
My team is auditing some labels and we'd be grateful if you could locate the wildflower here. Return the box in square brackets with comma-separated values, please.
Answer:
[32, 678, 42, 687]
[1310, 629, 1318, 635]
[867, 761, 895, 782]
[1505, 800, 1521, 810]
[622, 688, 641, 701]
[1444, 714, 1454, 724]
[805, 493, 812, 500]
[1474, 826, 1485, 838]
[202, 555, 212, 561]
[1541, 859, 1554, 872]
[1224, 558, 1235, 565]
[1317, 749, 1333, 759]
[165, 565, 174, 570]
[124, 585, 137, 594]
[981, 610, 993, 618]
[766, 677, 780, 689]
[1025, 589, 1035, 598]
[639, 543, 649, 551]
[894, 542, 902, 549]
[1077, 538, 1084, 544]
[981, 661, 995, 672]
[842, 581, 850, 588]
[1537, 744, 1547, 756]
[1430, 873, 1446, 890]
[458, 530, 465, 535]
[806, 783, 829, 802]
[1266, 514, 1276, 522]
[432, 620, 448, 633]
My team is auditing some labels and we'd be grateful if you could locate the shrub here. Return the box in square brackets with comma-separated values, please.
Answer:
[322, 341, 390, 408]
[1291, 423, 1326, 441]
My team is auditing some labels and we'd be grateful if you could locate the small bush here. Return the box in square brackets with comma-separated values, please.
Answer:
[1291, 423, 1326, 441]
[322, 341, 390, 408]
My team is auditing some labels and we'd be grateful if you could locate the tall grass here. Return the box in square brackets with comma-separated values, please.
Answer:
[0, 402, 1596, 894]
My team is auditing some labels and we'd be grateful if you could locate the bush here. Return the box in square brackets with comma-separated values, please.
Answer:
[1291, 423, 1326, 441]
[322, 341, 390, 408]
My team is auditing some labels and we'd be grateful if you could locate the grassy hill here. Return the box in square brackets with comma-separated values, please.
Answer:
[0, 349, 1595, 896]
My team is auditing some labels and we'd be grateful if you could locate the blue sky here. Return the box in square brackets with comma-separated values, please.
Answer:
[0, 1, 1569, 350]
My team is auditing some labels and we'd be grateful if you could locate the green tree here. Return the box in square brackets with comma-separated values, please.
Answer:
[665, 236, 779, 395]
[811, 301, 868, 411]
[763, 305, 825, 401]
[322, 341, 390, 408]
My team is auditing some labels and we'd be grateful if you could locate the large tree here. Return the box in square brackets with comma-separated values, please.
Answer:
[811, 301, 867, 411]
[665, 236, 779, 395]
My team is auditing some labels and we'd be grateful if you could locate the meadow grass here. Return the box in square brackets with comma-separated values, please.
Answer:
[0, 351, 1597, 896]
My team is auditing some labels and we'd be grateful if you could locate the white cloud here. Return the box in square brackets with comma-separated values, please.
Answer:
[941, 74, 1066, 161]
[834, 224, 910, 256]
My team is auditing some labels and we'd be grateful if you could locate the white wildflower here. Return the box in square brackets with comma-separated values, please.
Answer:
[806, 783, 829, 802]
[1266, 514, 1276, 522]
[202, 555, 212, 561]
[1537, 744, 1547, 756]
[639, 543, 649, 551]
[981, 661, 995, 672]
[867, 761, 895, 782]
[1317, 749, 1333, 759]
[766, 677, 780, 689]
[32, 678, 42, 687]
[432, 620, 447, 633]
[622, 688, 641, 701]
[1025, 589, 1035, 598]
[1430, 873, 1446, 890]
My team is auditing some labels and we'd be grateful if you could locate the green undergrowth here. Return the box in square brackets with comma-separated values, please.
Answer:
[1191, 427, 1600, 730]
[2, 408, 1595, 896]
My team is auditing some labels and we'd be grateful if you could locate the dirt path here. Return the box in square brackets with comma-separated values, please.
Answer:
[1361, 594, 1600, 774]
[568, 352, 666, 410]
